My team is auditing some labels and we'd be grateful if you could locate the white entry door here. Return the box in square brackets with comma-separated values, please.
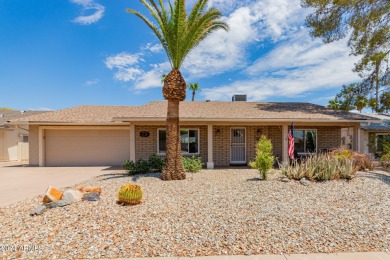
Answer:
[230, 128, 246, 164]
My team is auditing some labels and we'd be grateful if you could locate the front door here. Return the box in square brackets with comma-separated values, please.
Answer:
[230, 128, 246, 164]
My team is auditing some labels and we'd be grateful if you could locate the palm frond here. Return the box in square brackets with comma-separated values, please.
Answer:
[128, 0, 229, 70]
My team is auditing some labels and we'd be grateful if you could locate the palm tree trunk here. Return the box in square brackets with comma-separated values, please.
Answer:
[161, 69, 187, 180]
[192, 91, 195, 101]
[162, 100, 185, 180]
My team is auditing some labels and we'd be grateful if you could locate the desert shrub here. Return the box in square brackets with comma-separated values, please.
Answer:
[280, 153, 358, 181]
[330, 149, 374, 171]
[380, 153, 390, 170]
[182, 156, 203, 172]
[249, 135, 275, 180]
[352, 152, 374, 170]
[123, 159, 151, 175]
[148, 154, 165, 172]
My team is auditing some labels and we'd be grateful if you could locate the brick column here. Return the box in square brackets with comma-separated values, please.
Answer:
[207, 124, 214, 169]
[282, 124, 288, 163]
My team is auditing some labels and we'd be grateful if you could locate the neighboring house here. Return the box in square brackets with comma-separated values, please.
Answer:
[9, 98, 376, 168]
[0, 110, 47, 162]
[359, 114, 390, 157]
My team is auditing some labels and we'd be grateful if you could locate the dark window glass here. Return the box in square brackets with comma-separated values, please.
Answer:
[159, 129, 199, 154]
[158, 130, 166, 153]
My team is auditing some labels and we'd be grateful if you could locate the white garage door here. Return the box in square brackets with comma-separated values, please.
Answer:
[45, 129, 130, 166]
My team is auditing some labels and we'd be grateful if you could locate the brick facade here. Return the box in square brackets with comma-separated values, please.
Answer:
[295, 126, 341, 152]
[135, 125, 208, 164]
[27, 124, 342, 167]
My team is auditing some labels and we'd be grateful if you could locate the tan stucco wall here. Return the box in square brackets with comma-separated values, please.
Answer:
[0, 125, 29, 162]
[29, 125, 39, 166]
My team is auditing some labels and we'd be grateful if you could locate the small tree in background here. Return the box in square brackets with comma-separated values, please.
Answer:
[187, 83, 201, 101]
[250, 135, 275, 180]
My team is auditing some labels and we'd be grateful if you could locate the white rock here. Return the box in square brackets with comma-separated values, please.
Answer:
[62, 190, 84, 203]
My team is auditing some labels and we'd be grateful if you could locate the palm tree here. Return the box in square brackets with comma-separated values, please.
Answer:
[161, 74, 166, 84]
[188, 83, 200, 101]
[127, 0, 228, 180]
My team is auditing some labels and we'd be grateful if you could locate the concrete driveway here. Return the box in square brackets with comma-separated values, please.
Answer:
[0, 165, 120, 207]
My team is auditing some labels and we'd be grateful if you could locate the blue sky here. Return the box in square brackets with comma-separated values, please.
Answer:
[0, 0, 361, 111]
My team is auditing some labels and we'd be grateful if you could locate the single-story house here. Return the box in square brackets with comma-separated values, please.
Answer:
[9, 98, 377, 168]
[0, 110, 46, 162]
[359, 114, 390, 157]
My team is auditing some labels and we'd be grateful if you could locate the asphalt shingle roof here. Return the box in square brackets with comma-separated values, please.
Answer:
[0, 110, 48, 127]
[10, 101, 377, 124]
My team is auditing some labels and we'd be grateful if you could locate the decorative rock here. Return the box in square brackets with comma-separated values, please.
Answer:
[83, 193, 100, 201]
[300, 178, 310, 186]
[62, 190, 84, 203]
[45, 199, 71, 209]
[29, 205, 47, 216]
[281, 177, 290, 182]
[78, 186, 102, 195]
[42, 195, 51, 204]
[44, 186, 63, 202]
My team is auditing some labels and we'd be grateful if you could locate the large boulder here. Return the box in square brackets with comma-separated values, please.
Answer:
[83, 193, 100, 201]
[62, 190, 84, 203]
[78, 186, 102, 195]
[29, 205, 47, 216]
[43, 187, 63, 203]
[45, 199, 72, 209]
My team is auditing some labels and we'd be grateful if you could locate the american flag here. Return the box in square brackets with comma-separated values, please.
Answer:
[288, 122, 294, 159]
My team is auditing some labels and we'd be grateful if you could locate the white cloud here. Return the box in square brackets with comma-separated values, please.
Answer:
[84, 79, 100, 86]
[183, 6, 259, 78]
[141, 43, 163, 53]
[71, 0, 105, 25]
[105, 0, 361, 100]
[201, 35, 360, 101]
[105, 53, 141, 69]
[105, 50, 169, 89]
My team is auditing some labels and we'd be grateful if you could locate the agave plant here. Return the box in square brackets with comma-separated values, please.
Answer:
[127, 0, 228, 180]
[280, 154, 358, 181]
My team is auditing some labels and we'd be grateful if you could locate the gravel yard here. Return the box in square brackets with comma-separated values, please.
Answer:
[1, 169, 389, 259]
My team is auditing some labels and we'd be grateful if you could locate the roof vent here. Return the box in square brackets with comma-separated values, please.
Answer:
[20, 110, 25, 114]
[206, 100, 211, 102]
[232, 95, 247, 102]
[0, 114, 3, 118]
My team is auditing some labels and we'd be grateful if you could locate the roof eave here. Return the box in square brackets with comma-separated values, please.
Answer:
[113, 117, 377, 123]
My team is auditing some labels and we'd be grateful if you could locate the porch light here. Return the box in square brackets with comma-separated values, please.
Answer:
[257, 128, 262, 135]
[216, 129, 221, 136]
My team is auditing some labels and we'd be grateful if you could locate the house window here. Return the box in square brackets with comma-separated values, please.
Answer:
[158, 129, 199, 154]
[294, 130, 317, 154]
[22, 135, 29, 143]
[376, 134, 390, 153]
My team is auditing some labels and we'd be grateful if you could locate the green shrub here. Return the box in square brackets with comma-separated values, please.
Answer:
[123, 160, 132, 171]
[249, 135, 275, 180]
[182, 156, 203, 172]
[280, 153, 358, 181]
[148, 154, 165, 172]
[123, 159, 151, 175]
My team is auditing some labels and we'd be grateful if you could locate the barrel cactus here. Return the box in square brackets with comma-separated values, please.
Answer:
[118, 184, 143, 205]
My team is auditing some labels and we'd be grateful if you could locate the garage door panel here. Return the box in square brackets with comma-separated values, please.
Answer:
[45, 129, 130, 166]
